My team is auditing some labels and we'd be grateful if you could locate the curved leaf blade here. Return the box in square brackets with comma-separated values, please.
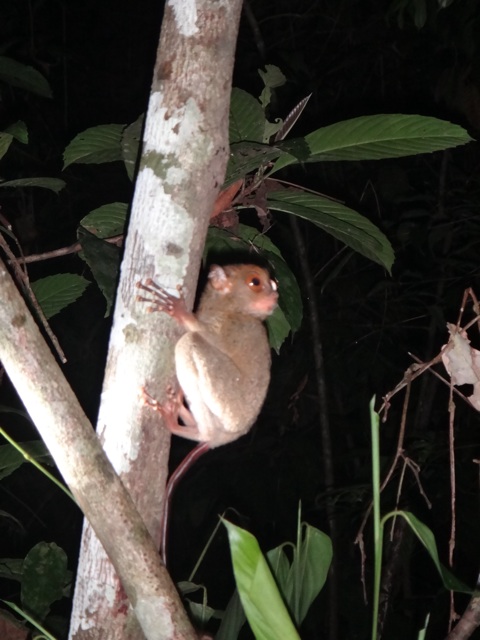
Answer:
[63, 123, 125, 168]
[80, 202, 128, 238]
[391, 511, 471, 594]
[224, 520, 301, 640]
[273, 114, 473, 171]
[0, 56, 52, 98]
[31, 274, 90, 319]
[268, 190, 394, 272]
[229, 88, 265, 144]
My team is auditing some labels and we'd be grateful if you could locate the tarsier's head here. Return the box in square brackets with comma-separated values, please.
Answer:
[207, 263, 278, 319]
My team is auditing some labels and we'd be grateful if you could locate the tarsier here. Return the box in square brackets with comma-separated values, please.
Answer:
[137, 263, 278, 563]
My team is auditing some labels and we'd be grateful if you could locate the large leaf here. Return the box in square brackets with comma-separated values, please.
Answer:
[224, 521, 301, 640]
[229, 88, 265, 144]
[80, 202, 128, 238]
[273, 114, 473, 171]
[21, 542, 68, 621]
[267, 190, 394, 272]
[0, 56, 52, 98]
[31, 274, 90, 319]
[77, 228, 121, 315]
[63, 123, 125, 168]
[389, 511, 471, 594]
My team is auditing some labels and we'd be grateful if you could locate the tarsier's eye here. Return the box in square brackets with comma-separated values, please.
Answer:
[247, 274, 262, 291]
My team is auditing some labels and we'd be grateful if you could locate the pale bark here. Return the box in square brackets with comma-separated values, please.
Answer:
[0, 258, 190, 640]
[69, 0, 243, 639]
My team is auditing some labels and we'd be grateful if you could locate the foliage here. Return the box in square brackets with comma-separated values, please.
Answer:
[1, 1, 480, 638]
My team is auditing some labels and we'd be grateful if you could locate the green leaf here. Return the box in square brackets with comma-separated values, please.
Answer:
[0, 132, 13, 161]
[267, 524, 332, 625]
[389, 511, 472, 594]
[259, 65, 287, 111]
[0, 441, 51, 481]
[5, 120, 28, 143]
[268, 190, 394, 272]
[263, 250, 302, 333]
[224, 520, 301, 640]
[31, 274, 90, 319]
[0, 56, 52, 98]
[122, 114, 144, 180]
[21, 542, 68, 621]
[273, 114, 473, 171]
[63, 123, 125, 168]
[0, 177, 65, 193]
[229, 88, 266, 144]
[80, 202, 128, 238]
[216, 590, 247, 640]
[77, 228, 121, 315]
[266, 306, 291, 354]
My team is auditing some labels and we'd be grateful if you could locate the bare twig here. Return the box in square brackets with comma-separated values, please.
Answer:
[0, 231, 66, 363]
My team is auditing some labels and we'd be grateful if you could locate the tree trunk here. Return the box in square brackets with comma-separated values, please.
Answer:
[69, 1, 243, 639]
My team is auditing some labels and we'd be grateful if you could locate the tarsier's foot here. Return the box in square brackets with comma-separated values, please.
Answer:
[136, 279, 180, 315]
[140, 385, 183, 433]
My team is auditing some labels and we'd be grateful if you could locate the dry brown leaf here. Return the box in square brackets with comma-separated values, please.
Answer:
[441, 323, 480, 410]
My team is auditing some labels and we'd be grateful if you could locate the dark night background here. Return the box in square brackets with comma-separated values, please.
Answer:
[2, 1, 480, 638]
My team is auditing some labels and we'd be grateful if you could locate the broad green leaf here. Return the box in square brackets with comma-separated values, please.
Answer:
[0, 441, 51, 481]
[0, 132, 13, 161]
[224, 521, 301, 640]
[293, 524, 332, 623]
[267, 524, 332, 625]
[389, 511, 471, 594]
[273, 114, 473, 171]
[31, 274, 90, 319]
[266, 306, 291, 354]
[0, 177, 65, 193]
[63, 123, 125, 168]
[229, 88, 265, 144]
[21, 542, 68, 621]
[77, 228, 121, 315]
[80, 202, 128, 238]
[268, 190, 394, 272]
[5, 120, 28, 143]
[263, 250, 302, 333]
[122, 114, 144, 180]
[0, 56, 52, 98]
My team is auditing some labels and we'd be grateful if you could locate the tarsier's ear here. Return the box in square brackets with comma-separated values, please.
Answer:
[208, 265, 231, 293]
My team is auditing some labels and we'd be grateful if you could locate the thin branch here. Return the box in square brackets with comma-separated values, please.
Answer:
[0, 256, 196, 640]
